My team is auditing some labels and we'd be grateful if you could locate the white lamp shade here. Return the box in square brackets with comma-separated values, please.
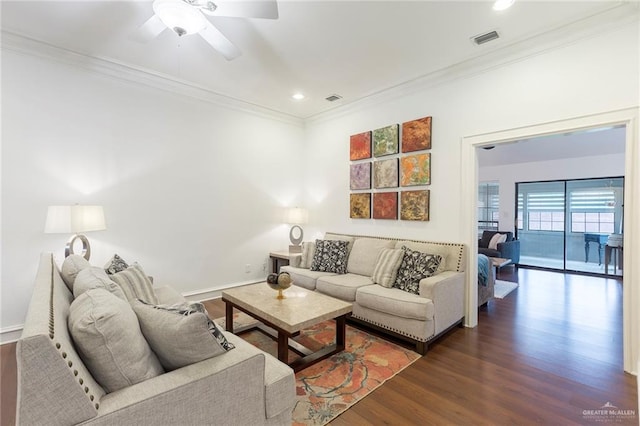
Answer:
[286, 207, 308, 225]
[45, 205, 106, 234]
[153, 0, 207, 35]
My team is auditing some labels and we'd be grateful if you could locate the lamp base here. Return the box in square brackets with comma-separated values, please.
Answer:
[65, 234, 91, 260]
[289, 244, 302, 254]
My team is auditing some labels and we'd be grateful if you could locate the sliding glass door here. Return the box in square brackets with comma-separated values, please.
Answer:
[516, 177, 624, 275]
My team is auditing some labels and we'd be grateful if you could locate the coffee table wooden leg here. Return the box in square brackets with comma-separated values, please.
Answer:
[225, 302, 234, 333]
[277, 332, 289, 364]
[336, 315, 346, 350]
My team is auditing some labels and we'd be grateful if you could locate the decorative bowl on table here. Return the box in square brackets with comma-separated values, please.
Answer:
[267, 272, 292, 299]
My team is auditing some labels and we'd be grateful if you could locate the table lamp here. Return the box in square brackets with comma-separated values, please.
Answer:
[45, 205, 106, 260]
[286, 207, 308, 253]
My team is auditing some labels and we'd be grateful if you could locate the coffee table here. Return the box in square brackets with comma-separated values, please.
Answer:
[222, 283, 352, 372]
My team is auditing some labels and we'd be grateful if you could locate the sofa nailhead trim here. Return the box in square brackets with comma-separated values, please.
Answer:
[352, 314, 428, 342]
[47, 254, 101, 410]
[326, 232, 466, 272]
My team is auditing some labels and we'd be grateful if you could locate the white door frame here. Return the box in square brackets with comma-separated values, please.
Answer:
[460, 107, 638, 374]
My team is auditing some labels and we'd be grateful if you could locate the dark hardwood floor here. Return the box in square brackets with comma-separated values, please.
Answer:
[1, 268, 636, 425]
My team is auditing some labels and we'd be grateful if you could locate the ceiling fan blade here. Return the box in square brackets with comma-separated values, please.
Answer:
[130, 14, 167, 43]
[207, 0, 278, 19]
[199, 21, 241, 60]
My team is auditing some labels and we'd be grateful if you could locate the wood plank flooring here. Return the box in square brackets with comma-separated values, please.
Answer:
[1, 268, 636, 425]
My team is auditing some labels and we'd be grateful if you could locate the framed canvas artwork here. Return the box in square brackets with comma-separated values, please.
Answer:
[350, 162, 371, 190]
[372, 124, 399, 157]
[402, 116, 432, 153]
[350, 131, 372, 160]
[400, 190, 430, 221]
[373, 158, 398, 189]
[373, 192, 398, 220]
[350, 193, 371, 219]
[400, 153, 431, 186]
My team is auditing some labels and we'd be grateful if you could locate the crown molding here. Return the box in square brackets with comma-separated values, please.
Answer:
[0, 31, 304, 127]
[306, 2, 639, 124]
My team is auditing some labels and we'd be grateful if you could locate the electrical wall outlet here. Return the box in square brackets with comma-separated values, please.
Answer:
[245, 264, 251, 273]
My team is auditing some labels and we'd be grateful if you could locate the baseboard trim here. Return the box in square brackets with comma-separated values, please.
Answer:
[181, 279, 264, 303]
[1, 325, 24, 345]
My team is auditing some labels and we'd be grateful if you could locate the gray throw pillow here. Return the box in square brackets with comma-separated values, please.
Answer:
[393, 246, 443, 295]
[310, 239, 349, 274]
[132, 300, 235, 371]
[299, 241, 316, 269]
[110, 263, 158, 305]
[372, 248, 404, 288]
[60, 255, 91, 291]
[73, 267, 127, 301]
[68, 289, 164, 393]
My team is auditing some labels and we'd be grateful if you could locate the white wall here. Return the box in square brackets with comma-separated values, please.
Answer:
[303, 23, 638, 245]
[479, 153, 626, 232]
[1, 49, 305, 335]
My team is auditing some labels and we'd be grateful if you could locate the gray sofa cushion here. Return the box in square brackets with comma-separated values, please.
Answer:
[280, 266, 335, 290]
[68, 289, 164, 393]
[132, 301, 234, 371]
[316, 274, 373, 301]
[61, 254, 91, 291]
[73, 267, 127, 300]
[346, 237, 395, 276]
[355, 285, 434, 321]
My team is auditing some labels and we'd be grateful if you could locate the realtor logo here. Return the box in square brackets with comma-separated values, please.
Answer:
[582, 402, 636, 423]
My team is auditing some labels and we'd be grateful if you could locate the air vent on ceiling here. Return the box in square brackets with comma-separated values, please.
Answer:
[472, 30, 500, 45]
[325, 94, 342, 102]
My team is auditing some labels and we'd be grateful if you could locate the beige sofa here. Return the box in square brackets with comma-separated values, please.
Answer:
[282, 232, 466, 354]
[16, 253, 295, 425]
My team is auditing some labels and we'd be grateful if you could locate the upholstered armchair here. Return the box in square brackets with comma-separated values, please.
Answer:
[478, 230, 520, 264]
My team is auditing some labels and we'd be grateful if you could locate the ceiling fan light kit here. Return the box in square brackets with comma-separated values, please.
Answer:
[153, 0, 206, 36]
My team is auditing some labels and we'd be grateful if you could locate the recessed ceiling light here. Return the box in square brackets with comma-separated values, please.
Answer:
[292, 93, 305, 100]
[493, 0, 514, 11]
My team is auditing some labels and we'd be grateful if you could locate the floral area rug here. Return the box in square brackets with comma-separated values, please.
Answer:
[216, 312, 421, 425]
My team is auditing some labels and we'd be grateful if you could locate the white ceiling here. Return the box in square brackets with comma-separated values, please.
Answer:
[477, 126, 627, 167]
[0, 1, 633, 119]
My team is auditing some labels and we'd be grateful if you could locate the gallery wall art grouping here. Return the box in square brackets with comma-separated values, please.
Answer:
[349, 116, 432, 221]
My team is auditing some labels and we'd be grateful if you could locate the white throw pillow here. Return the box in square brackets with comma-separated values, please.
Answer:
[132, 300, 235, 371]
[110, 263, 158, 305]
[73, 267, 127, 301]
[488, 233, 507, 250]
[68, 289, 164, 393]
[372, 248, 404, 288]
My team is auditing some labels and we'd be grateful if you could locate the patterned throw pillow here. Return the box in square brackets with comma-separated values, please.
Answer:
[309, 239, 349, 274]
[372, 248, 404, 288]
[132, 300, 235, 370]
[104, 254, 129, 275]
[392, 246, 443, 295]
[110, 263, 158, 305]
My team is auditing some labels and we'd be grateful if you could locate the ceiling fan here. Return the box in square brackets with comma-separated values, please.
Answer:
[132, 0, 278, 60]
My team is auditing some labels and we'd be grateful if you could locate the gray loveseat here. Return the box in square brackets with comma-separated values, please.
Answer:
[282, 233, 466, 354]
[16, 253, 295, 425]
